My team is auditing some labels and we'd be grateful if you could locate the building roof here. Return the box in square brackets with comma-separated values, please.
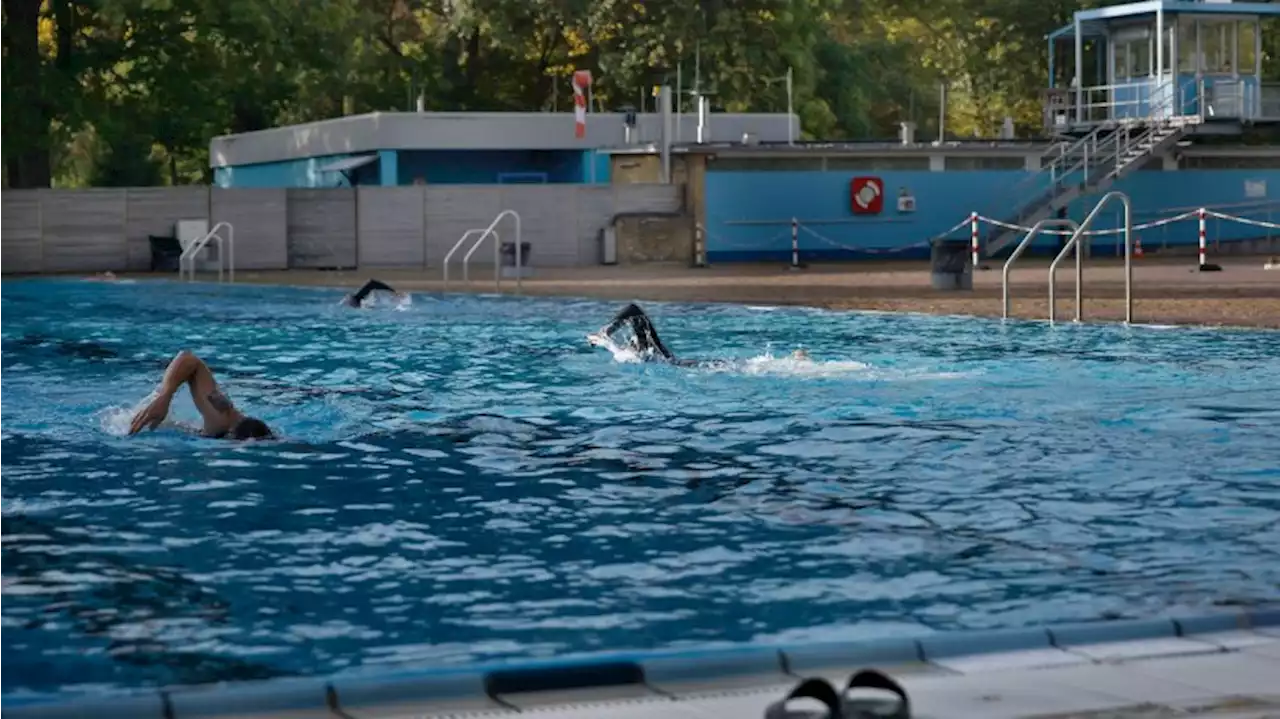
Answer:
[209, 111, 799, 168]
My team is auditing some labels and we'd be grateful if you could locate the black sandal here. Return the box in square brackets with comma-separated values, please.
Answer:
[764, 677, 845, 718]
[841, 669, 910, 719]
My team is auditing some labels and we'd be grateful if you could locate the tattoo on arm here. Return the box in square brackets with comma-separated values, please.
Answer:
[207, 391, 233, 413]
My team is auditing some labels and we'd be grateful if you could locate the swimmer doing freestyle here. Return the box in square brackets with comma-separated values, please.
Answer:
[588, 303, 810, 365]
[129, 351, 273, 440]
[341, 279, 406, 308]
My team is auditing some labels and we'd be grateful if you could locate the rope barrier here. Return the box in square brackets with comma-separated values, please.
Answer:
[697, 207, 1278, 266]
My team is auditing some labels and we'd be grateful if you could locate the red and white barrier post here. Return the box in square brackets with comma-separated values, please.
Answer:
[1198, 207, 1207, 267]
[970, 212, 980, 267]
[789, 217, 801, 270]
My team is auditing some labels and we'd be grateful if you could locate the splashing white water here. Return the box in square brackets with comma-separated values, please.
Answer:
[97, 392, 159, 437]
[586, 333, 644, 364]
[736, 352, 871, 377]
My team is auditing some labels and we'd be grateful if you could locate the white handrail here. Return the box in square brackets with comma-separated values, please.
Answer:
[462, 229, 500, 289]
[1002, 218, 1080, 320]
[442, 210, 524, 295]
[179, 222, 234, 283]
[442, 228, 488, 290]
[1050, 191, 1132, 325]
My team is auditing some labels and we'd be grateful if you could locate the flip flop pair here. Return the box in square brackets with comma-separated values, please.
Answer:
[765, 669, 910, 719]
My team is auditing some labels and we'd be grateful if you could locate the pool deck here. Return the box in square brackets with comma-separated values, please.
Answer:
[159, 256, 1280, 329]
[8, 610, 1280, 719]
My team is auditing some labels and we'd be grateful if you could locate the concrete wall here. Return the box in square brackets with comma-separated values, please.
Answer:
[1, 184, 682, 275]
[704, 167, 1280, 261]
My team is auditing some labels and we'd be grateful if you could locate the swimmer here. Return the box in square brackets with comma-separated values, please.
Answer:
[588, 303, 697, 366]
[791, 349, 811, 361]
[341, 279, 405, 308]
[129, 350, 273, 440]
[84, 271, 118, 282]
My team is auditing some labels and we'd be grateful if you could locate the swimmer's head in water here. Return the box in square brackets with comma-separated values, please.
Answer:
[230, 417, 273, 441]
[792, 349, 811, 361]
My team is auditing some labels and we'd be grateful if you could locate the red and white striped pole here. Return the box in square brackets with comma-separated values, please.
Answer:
[572, 70, 592, 138]
[790, 217, 801, 270]
[1198, 207, 1207, 267]
[970, 212, 980, 267]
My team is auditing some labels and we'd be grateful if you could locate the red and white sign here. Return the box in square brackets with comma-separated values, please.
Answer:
[850, 177, 884, 215]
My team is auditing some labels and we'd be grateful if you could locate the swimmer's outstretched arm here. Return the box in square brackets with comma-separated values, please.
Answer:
[129, 351, 240, 436]
[347, 279, 399, 306]
[592, 303, 675, 361]
[595, 303, 648, 337]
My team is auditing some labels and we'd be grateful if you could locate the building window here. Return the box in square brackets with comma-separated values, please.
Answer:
[943, 156, 1026, 171]
[1178, 19, 1197, 73]
[1239, 20, 1257, 74]
[1200, 19, 1234, 74]
[824, 156, 930, 171]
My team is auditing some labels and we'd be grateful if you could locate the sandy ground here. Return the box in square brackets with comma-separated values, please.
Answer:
[104, 256, 1280, 329]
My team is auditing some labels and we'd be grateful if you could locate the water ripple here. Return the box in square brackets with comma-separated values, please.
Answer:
[2, 278, 1279, 701]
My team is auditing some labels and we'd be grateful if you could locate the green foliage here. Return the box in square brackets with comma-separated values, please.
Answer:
[3, 0, 1277, 187]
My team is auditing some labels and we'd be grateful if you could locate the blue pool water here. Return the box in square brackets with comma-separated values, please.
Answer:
[3, 278, 1279, 702]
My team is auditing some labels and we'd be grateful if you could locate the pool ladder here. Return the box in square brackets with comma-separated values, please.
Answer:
[1001, 190, 1133, 324]
[442, 210, 523, 295]
[179, 221, 235, 283]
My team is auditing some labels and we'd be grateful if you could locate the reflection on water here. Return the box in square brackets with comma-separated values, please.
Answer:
[2, 278, 1279, 700]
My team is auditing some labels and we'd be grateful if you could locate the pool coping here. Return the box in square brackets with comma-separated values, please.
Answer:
[6, 605, 1278, 718]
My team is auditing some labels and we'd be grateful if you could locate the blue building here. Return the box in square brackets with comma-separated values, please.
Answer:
[605, 0, 1280, 263]
[208, 110, 797, 188]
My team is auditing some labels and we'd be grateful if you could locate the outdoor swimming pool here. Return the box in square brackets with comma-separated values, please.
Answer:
[3, 277, 1278, 702]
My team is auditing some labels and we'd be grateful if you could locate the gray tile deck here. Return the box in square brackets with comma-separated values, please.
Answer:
[402, 632, 1280, 719]
[7, 623, 1279, 719]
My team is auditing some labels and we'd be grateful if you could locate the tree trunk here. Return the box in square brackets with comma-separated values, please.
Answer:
[2, 0, 52, 188]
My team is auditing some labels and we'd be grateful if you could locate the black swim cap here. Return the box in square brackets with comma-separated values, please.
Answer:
[231, 418, 274, 440]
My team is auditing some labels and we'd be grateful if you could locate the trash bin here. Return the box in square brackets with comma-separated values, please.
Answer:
[501, 241, 533, 279]
[930, 238, 973, 291]
[600, 226, 618, 265]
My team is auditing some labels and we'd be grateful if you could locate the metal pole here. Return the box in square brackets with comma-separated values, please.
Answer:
[1075, 224, 1083, 322]
[1198, 208, 1207, 267]
[786, 66, 795, 145]
[1123, 196, 1132, 324]
[515, 214, 524, 296]
[1048, 191, 1131, 324]
[1075, 16, 1084, 123]
[676, 61, 682, 143]
[1003, 219, 1079, 319]
[938, 83, 947, 143]
[659, 85, 673, 183]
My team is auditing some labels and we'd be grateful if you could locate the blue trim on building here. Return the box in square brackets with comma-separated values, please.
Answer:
[216, 148, 612, 188]
[377, 150, 398, 186]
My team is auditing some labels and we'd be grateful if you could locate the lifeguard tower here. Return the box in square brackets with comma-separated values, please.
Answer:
[982, 0, 1280, 257]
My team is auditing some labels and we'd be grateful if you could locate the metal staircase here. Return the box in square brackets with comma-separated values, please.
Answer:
[982, 87, 1200, 259]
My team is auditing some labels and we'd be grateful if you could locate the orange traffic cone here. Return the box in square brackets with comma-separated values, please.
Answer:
[1134, 237, 1144, 258]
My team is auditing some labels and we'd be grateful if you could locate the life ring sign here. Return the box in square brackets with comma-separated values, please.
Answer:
[850, 177, 884, 215]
